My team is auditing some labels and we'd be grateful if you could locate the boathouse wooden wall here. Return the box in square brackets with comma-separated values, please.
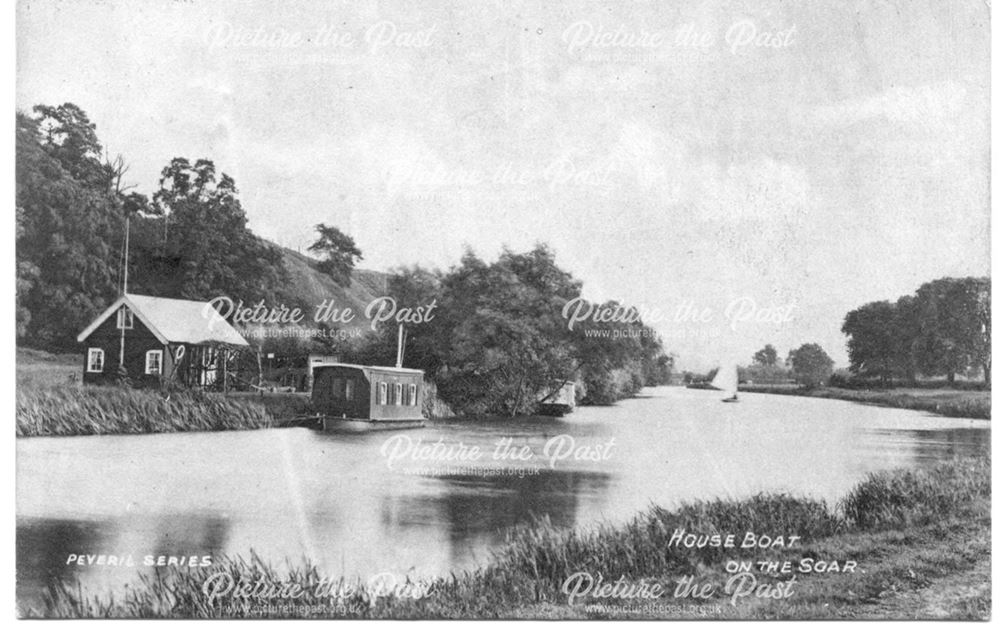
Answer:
[80, 313, 173, 388]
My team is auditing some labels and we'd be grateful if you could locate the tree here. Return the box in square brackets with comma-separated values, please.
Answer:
[435, 245, 581, 415]
[890, 294, 921, 383]
[138, 157, 286, 302]
[788, 343, 834, 388]
[842, 301, 899, 383]
[15, 108, 121, 349]
[973, 283, 990, 385]
[912, 277, 990, 384]
[32, 103, 105, 185]
[752, 344, 778, 367]
[308, 224, 363, 286]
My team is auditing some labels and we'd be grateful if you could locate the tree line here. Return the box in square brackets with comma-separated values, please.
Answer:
[737, 276, 990, 389]
[685, 342, 835, 389]
[16, 103, 288, 350]
[842, 277, 990, 385]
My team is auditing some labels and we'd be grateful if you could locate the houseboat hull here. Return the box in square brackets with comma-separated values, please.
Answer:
[321, 416, 426, 434]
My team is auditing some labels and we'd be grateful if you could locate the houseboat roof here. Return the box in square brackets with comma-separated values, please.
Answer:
[76, 294, 249, 348]
[312, 363, 424, 375]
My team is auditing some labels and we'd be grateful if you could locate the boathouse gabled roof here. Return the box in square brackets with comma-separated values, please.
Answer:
[76, 294, 249, 348]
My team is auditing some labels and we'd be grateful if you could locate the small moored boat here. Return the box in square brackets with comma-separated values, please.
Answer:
[537, 380, 576, 416]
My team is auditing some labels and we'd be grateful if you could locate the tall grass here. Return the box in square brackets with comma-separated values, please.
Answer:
[16, 386, 274, 437]
[840, 457, 991, 528]
[24, 456, 990, 618]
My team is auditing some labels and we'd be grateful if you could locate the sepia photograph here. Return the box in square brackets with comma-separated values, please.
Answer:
[13, 0, 992, 620]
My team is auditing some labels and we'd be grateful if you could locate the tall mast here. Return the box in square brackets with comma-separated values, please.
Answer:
[395, 323, 405, 368]
[119, 212, 130, 369]
[122, 213, 130, 294]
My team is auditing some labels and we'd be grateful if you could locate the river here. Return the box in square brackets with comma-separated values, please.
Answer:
[16, 386, 989, 609]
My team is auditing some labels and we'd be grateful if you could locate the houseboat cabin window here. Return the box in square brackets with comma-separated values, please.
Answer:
[378, 382, 388, 405]
[408, 384, 418, 406]
[394, 383, 403, 405]
[116, 307, 134, 329]
[87, 348, 104, 373]
[331, 377, 344, 398]
[344, 379, 354, 400]
[145, 350, 162, 375]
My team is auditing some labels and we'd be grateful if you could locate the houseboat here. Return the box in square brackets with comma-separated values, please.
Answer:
[312, 363, 426, 433]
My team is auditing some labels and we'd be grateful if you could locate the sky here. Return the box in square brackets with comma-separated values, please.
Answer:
[17, 0, 990, 370]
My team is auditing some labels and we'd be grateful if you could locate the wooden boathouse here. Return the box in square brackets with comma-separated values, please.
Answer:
[76, 294, 249, 389]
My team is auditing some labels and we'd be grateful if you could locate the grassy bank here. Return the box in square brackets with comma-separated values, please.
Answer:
[16, 348, 81, 390]
[740, 385, 991, 420]
[25, 456, 990, 619]
[16, 386, 276, 437]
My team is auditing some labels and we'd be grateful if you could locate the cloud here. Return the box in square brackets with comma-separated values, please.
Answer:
[696, 159, 811, 222]
[813, 82, 967, 128]
[605, 121, 812, 221]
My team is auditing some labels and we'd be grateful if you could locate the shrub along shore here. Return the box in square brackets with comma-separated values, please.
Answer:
[739, 385, 991, 420]
[26, 456, 990, 619]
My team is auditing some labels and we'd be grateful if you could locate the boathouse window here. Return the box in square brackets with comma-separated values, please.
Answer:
[408, 384, 417, 406]
[332, 377, 344, 398]
[378, 382, 388, 405]
[344, 379, 354, 400]
[116, 307, 133, 329]
[87, 348, 104, 373]
[394, 383, 403, 405]
[145, 350, 162, 375]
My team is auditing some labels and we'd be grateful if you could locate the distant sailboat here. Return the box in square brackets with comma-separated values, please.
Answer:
[712, 363, 739, 402]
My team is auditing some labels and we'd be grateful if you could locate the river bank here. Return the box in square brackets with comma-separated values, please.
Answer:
[26, 456, 990, 619]
[739, 385, 990, 420]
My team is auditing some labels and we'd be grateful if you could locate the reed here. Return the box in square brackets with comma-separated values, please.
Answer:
[24, 456, 989, 618]
[840, 457, 991, 528]
[16, 386, 274, 437]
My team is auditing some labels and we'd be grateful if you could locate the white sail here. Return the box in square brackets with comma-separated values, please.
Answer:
[711, 363, 739, 396]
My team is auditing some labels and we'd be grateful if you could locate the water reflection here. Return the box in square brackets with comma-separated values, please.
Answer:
[862, 427, 990, 467]
[16, 514, 231, 614]
[382, 469, 613, 569]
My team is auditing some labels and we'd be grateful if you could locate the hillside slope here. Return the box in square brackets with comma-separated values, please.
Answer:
[274, 245, 388, 330]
